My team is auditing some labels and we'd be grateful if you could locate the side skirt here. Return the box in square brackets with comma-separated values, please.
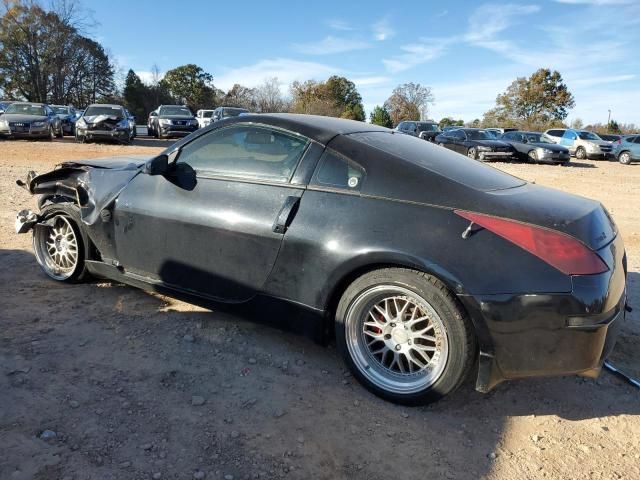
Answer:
[85, 260, 329, 344]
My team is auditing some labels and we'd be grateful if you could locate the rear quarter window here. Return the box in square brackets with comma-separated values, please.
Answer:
[348, 132, 525, 191]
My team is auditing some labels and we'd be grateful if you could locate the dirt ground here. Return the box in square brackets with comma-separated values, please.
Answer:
[1, 138, 639, 480]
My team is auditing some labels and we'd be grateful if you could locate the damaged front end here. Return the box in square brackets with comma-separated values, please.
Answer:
[76, 114, 131, 143]
[15, 157, 149, 235]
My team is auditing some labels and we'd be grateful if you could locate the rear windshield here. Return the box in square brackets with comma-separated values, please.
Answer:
[160, 106, 192, 116]
[203, 111, 214, 118]
[52, 106, 71, 114]
[222, 108, 248, 117]
[349, 132, 526, 191]
[5, 104, 46, 116]
[84, 106, 124, 117]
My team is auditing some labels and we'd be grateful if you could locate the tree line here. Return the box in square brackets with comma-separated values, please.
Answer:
[1, 2, 634, 133]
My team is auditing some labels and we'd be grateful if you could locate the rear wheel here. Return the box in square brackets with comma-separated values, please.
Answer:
[56, 124, 63, 138]
[575, 147, 586, 160]
[335, 268, 476, 405]
[32, 204, 88, 283]
[619, 151, 632, 165]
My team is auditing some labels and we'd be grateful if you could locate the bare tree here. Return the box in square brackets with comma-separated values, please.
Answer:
[384, 82, 435, 126]
[254, 77, 289, 113]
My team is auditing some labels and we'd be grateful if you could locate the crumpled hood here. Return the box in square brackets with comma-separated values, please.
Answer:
[58, 155, 151, 170]
[83, 114, 124, 124]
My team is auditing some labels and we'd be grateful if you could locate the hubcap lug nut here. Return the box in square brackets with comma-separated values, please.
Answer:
[390, 323, 396, 327]
[395, 345, 401, 351]
[408, 340, 412, 345]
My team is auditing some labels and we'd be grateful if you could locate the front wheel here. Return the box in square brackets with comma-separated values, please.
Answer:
[575, 147, 586, 160]
[527, 150, 538, 163]
[467, 147, 478, 160]
[335, 268, 476, 405]
[619, 152, 632, 165]
[32, 204, 88, 283]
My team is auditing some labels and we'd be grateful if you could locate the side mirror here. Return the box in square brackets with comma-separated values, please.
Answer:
[144, 154, 169, 176]
[150, 112, 157, 117]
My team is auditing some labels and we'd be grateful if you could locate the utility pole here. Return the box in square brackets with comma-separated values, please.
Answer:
[607, 109, 611, 126]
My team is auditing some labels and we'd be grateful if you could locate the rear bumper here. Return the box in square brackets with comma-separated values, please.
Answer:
[461, 235, 627, 392]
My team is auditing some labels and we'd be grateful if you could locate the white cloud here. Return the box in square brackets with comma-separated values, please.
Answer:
[326, 19, 353, 31]
[214, 58, 339, 91]
[135, 70, 164, 85]
[352, 76, 391, 87]
[382, 38, 454, 73]
[292, 36, 371, 55]
[372, 18, 395, 41]
[465, 4, 540, 44]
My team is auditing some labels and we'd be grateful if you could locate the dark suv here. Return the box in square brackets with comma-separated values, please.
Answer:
[148, 105, 198, 139]
[395, 121, 441, 142]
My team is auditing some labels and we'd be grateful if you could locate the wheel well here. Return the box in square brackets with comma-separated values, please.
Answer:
[323, 262, 473, 341]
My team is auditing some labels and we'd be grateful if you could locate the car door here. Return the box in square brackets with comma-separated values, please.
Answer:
[113, 123, 317, 302]
[632, 136, 640, 159]
[452, 130, 467, 154]
[508, 132, 526, 156]
[560, 130, 577, 153]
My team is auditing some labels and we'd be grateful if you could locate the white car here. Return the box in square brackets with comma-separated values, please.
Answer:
[542, 128, 567, 144]
[195, 109, 215, 129]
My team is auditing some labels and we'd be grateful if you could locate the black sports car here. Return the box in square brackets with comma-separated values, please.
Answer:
[15, 114, 627, 405]
[500, 131, 571, 164]
[435, 128, 516, 161]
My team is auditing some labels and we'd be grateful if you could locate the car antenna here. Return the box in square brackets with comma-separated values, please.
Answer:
[461, 221, 478, 239]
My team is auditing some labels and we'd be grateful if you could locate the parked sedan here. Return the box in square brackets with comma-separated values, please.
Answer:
[50, 105, 77, 135]
[612, 135, 640, 165]
[148, 105, 198, 138]
[395, 121, 441, 142]
[212, 106, 249, 122]
[0, 102, 63, 140]
[75, 104, 133, 144]
[435, 128, 516, 161]
[500, 131, 571, 164]
[15, 114, 626, 405]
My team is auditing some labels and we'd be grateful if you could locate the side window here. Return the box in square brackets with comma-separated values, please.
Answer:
[632, 136, 640, 144]
[312, 150, 365, 191]
[503, 132, 515, 141]
[454, 130, 466, 140]
[176, 125, 309, 183]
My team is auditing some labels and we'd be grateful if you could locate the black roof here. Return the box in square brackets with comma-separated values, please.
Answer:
[226, 113, 390, 145]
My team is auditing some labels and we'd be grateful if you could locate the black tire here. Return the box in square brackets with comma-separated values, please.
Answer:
[75, 133, 85, 143]
[56, 124, 63, 138]
[575, 147, 586, 160]
[155, 123, 161, 139]
[619, 151, 632, 165]
[33, 203, 90, 283]
[527, 150, 538, 163]
[335, 268, 476, 405]
[47, 126, 55, 141]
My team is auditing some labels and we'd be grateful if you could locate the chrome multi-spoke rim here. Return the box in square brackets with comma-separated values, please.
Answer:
[33, 215, 78, 280]
[345, 285, 449, 394]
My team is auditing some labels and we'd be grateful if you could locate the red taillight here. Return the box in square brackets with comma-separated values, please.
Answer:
[454, 210, 608, 275]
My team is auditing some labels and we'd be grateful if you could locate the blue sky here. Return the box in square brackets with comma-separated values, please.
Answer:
[88, 0, 640, 125]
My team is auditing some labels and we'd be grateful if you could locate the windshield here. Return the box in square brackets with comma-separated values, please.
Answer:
[577, 131, 601, 141]
[222, 108, 248, 117]
[52, 106, 71, 115]
[416, 123, 439, 132]
[84, 106, 125, 117]
[203, 111, 214, 118]
[485, 130, 499, 139]
[5, 104, 46, 116]
[466, 130, 492, 140]
[160, 106, 192, 116]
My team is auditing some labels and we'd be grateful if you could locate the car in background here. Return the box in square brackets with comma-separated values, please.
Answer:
[395, 121, 441, 142]
[50, 105, 77, 135]
[500, 131, 571, 164]
[212, 106, 249, 122]
[0, 100, 16, 114]
[16, 113, 626, 406]
[125, 109, 137, 139]
[558, 129, 613, 160]
[599, 134, 622, 144]
[442, 126, 463, 132]
[485, 127, 518, 136]
[0, 102, 63, 140]
[435, 128, 516, 161]
[75, 104, 133, 144]
[542, 128, 567, 143]
[148, 105, 198, 138]
[612, 135, 640, 165]
[196, 109, 215, 128]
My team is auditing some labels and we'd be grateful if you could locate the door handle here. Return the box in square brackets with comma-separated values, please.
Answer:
[272, 195, 300, 234]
